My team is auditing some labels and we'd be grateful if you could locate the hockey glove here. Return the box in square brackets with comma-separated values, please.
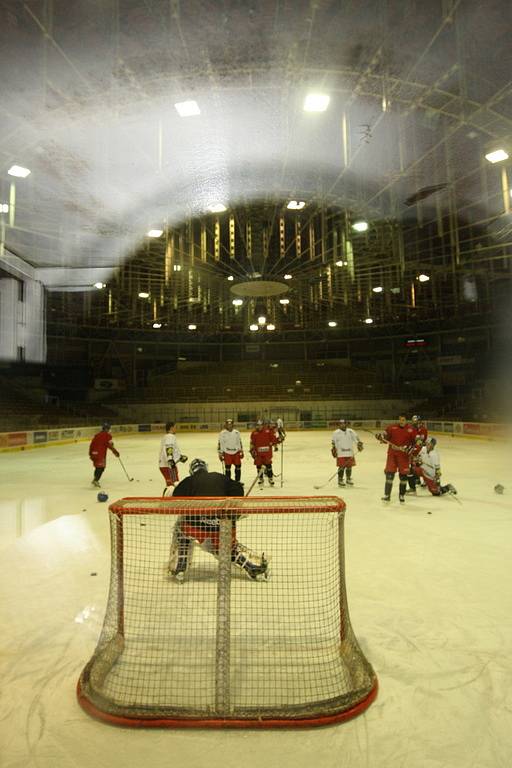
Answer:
[331, 446, 337, 458]
[218, 452, 224, 462]
[179, 455, 188, 463]
[113, 449, 120, 457]
[240, 451, 244, 459]
[357, 441, 364, 452]
[250, 448, 257, 459]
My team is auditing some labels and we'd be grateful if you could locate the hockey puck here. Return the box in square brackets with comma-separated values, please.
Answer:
[427, 511, 432, 515]
[90, 572, 97, 576]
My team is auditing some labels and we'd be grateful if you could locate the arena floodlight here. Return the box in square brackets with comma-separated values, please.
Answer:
[303, 93, 330, 112]
[417, 273, 430, 282]
[8, 165, 31, 178]
[485, 149, 509, 164]
[138, 291, 150, 299]
[335, 260, 344, 266]
[328, 321, 337, 327]
[352, 221, 368, 232]
[258, 315, 266, 325]
[93, 282, 106, 289]
[279, 298, 290, 305]
[364, 317, 374, 324]
[249, 324, 258, 331]
[0, 203, 8, 213]
[152, 322, 162, 329]
[147, 229, 163, 237]
[188, 324, 197, 330]
[227, 275, 234, 281]
[287, 200, 306, 210]
[266, 324, 275, 331]
[372, 286, 383, 293]
[208, 203, 227, 213]
[174, 100, 200, 117]
[283, 273, 292, 280]
[232, 299, 243, 306]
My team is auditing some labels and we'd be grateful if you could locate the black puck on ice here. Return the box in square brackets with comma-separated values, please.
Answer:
[427, 511, 432, 515]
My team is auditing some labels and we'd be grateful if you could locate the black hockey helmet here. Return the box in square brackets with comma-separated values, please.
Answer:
[190, 458, 208, 475]
[102, 422, 111, 431]
[428, 437, 437, 447]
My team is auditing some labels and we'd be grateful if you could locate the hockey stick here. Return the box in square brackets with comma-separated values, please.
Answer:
[313, 470, 339, 490]
[117, 455, 134, 481]
[446, 490, 463, 506]
[280, 441, 284, 488]
[245, 467, 265, 497]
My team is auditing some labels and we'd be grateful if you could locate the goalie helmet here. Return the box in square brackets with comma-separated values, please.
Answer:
[189, 458, 208, 475]
[97, 492, 109, 502]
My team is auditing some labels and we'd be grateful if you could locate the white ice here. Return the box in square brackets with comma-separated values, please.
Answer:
[1, 430, 511, 768]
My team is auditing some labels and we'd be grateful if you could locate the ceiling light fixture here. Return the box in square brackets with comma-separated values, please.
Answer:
[417, 273, 430, 282]
[0, 203, 8, 213]
[173, 264, 181, 271]
[372, 286, 383, 293]
[232, 299, 243, 306]
[227, 275, 234, 281]
[335, 259, 344, 266]
[257, 315, 266, 325]
[138, 291, 150, 299]
[147, 229, 163, 237]
[266, 324, 276, 331]
[364, 318, 374, 324]
[485, 149, 509, 164]
[328, 321, 337, 327]
[287, 200, 306, 210]
[352, 221, 369, 232]
[279, 298, 290, 305]
[188, 324, 197, 330]
[283, 273, 292, 280]
[8, 165, 31, 178]
[152, 322, 162, 329]
[208, 203, 227, 213]
[303, 93, 330, 112]
[93, 282, 106, 289]
[249, 324, 258, 331]
[174, 100, 200, 117]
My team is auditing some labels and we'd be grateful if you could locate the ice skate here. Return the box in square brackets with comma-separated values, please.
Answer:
[381, 495, 391, 502]
[242, 557, 269, 581]
[338, 480, 346, 487]
[405, 488, 417, 495]
[447, 484, 457, 494]
[399, 494, 405, 503]
[345, 479, 354, 486]
[92, 479, 100, 488]
[268, 478, 275, 486]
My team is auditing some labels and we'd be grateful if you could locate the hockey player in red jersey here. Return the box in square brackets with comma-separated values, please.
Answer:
[411, 415, 428, 444]
[376, 414, 416, 503]
[89, 423, 119, 487]
[250, 419, 279, 487]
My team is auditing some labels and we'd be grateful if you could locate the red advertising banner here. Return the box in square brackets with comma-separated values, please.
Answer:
[8, 432, 27, 446]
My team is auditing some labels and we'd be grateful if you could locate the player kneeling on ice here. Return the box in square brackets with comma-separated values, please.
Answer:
[412, 438, 457, 497]
[250, 419, 279, 487]
[331, 419, 363, 486]
[168, 458, 269, 582]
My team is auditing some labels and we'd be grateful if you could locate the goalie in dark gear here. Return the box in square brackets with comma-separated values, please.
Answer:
[168, 458, 269, 582]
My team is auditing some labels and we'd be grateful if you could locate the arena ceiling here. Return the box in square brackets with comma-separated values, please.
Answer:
[1, 0, 512, 335]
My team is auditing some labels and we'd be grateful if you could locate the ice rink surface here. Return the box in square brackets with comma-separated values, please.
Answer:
[1, 429, 511, 768]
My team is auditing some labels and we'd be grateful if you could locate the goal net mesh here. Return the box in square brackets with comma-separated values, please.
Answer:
[77, 496, 377, 727]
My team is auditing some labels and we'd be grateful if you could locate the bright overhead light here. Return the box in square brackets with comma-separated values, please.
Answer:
[287, 200, 306, 210]
[8, 165, 31, 178]
[138, 291, 150, 299]
[93, 282, 106, 289]
[227, 275, 234, 281]
[174, 100, 200, 117]
[335, 259, 344, 266]
[372, 286, 383, 293]
[279, 298, 290, 305]
[208, 203, 227, 213]
[188, 324, 197, 330]
[417, 273, 430, 282]
[232, 298, 243, 306]
[364, 317, 374, 324]
[147, 229, 163, 238]
[249, 324, 259, 331]
[328, 321, 337, 327]
[257, 315, 266, 325]
[266, 324, 275, 331]
[303, 93, 330, 112]
[283, 273, 292, 280]
[485, 149, 509, 164]
[152, 322, 162, 329]
[0, 203, 8, 213]
[173, 264, 181, 271]
[352, 220, 368, 232]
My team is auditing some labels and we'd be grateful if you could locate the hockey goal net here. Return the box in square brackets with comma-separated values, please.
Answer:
[77, 496, 377, 727]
